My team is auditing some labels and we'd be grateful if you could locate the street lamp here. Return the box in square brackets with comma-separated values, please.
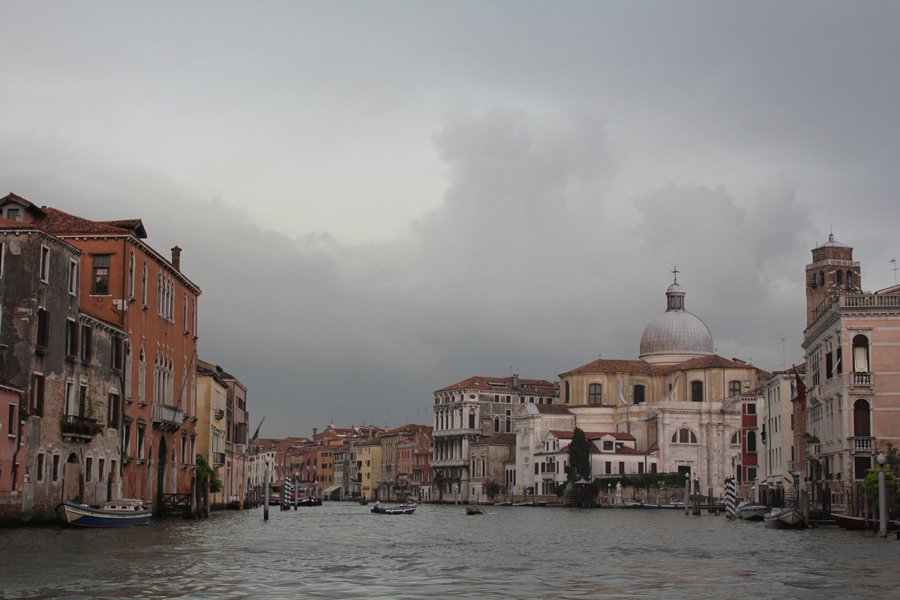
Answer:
[607, 483, 611, 507]
[876, 453, 888, 538]
[684, 472, 690, 515]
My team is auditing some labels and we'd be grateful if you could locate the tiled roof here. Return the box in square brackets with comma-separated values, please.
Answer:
[99, 219, 147, 238]
[0, 192, 47, 218]
[560, 359, 654, 377]
[561, 354, 758, 377]
[536, 404, 571, 415]
[436, 375, 557, 395]
[39, 206, 142, 236]
[586, 431, 636, 441]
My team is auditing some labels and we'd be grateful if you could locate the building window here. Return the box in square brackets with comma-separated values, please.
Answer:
[852, 335, 869, 372]
[729, 380, 742, 397]
[112, 337, 123, 371]
[747, 431, 757, 453]
[7, 403, 15, 435]
[128, 252, 135, 299]
[98, 458, 105, 484]
[78, 384, 89, 417]
[0, 242, 4, 278]
[85, 457, 93, 483]
[633, 384, 645, 404]
[52, 454, 60, 481]
[65, 319, 78, 357]
[37, 452, 45, 481]
[36, 308, 49, 348]
[690, 381, 703, 402]
[108, 391, 120, 428]
[853, 399, 871, 437]
[846, 271, 853, 289]
[39, 245, 50, 282]
[588, 383, 602, 405]
[730, 432, 739, 445]
[602, 440, 613, 452]
[672, 429, 697, 444]
[80, 325, 93, 361]
[746, 403, 756, 415]
[137, 424, 146, 459]
[493, 417, 500, 433]
[141, 262, 148, 305]
[30, 373, 45, 416]
[123, 422, 132, 457]
[91, 254, 111, 295]
[68, 259, 78, 295]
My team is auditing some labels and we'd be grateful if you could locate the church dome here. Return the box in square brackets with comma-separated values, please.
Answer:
[639, 277, 714, 364]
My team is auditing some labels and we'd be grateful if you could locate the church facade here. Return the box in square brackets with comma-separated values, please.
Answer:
[558, 276, 764, 498]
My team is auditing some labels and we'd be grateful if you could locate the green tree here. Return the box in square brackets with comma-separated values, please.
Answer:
[484, 480, 502, 499]
[196, 454, 223, 494]
[566, 428, 591, 482]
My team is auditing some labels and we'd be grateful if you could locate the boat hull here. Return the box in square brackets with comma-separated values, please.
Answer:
[832, 513, 900, 531]
[764, 508, 805, 529]
[371, 506, 416, 515]
[737, 502, 767, 521]
[56, 501, 151, 527]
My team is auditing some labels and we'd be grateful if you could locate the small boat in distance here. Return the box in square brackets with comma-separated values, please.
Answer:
[298, 496, 322, 507]
[56, 499, 150, 527]
[466, 506, 484, 515]
[736, 501, 767, 521]
[371, 504, 416, 515]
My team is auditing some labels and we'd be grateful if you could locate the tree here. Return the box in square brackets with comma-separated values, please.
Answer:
[196, 454, 222, 494]
[484, 480, 501, 499]
[566, 428, 591, 482]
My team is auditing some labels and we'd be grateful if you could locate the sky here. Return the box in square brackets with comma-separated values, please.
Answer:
[2, 1, 899, 438]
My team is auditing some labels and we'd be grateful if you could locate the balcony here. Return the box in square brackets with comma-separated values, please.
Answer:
[61, 415, 102, 441]
[213, 408, 225, 421]
[431, 458, 467, 468]
[849, 436, 875, 452]
[212, 452, 225, 467]
[851, 372, 872, 386]
[152, 403, 184, 431]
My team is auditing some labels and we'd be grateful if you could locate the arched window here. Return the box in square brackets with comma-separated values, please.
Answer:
[493, 417, 500, 433]
[728, 380, 742, 397]
[672, 428, 697, 444]
[633, 384, 645, 405]
[837, 270, 843, 286]
[810, 272, 817, 288]
[747, 431, 757, 453]
[853, 399, 871, 437]
[691, 381, 703, 402]
[819, 271, 825, 286]
[588, 383, 602, 405]
[852, 335, 869, 372]
[564, 381, 570, 404]
[846, 271, 853, 289]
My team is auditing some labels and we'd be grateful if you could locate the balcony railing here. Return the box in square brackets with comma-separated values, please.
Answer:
[849, 436, 874, 452]
[852, 372, 872, 386]
[152, 403, 184, 431]
[212, 452, 225, 467]
[61, 415, 102, 440]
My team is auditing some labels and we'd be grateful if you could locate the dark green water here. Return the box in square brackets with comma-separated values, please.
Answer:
[2, 503, 898, 599]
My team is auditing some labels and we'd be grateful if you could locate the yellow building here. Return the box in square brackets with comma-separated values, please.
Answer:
[357, 439, 383, 500]
[196, 359, 228, 505]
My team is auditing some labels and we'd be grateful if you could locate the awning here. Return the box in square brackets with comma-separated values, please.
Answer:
[323, 485, 341, 495]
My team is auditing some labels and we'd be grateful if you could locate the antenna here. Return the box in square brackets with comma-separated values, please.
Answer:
[781, 336, 787, 368]
[891, 258, 897, 284]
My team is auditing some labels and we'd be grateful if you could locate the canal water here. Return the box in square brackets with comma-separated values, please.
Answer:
[2, 503, 898, 599]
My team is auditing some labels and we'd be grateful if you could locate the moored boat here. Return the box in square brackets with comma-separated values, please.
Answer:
[831, 513, 900, 531]
[736, 501, 767, 521]
[298, 496, 322, 507]
[56, 499, 151, 527]
[764, 507, 806, 529]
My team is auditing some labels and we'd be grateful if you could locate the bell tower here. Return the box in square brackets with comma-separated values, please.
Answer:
[805, 234, 861, 327]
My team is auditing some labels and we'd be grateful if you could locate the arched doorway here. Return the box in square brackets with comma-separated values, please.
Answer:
[156, 436, 167, 512]
[62, 453, 82, 502]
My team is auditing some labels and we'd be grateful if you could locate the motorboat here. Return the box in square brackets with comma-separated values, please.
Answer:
[466, 506, 484, 515]
[764, 507, 806, 529]
[371, 504, 416, 515]
[736, 501, 767, 521]
[298, 496, 322, 507]
[56, 499, 151, 527]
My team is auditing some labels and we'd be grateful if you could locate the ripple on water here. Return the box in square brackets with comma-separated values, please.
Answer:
[3, 505, 900, 599]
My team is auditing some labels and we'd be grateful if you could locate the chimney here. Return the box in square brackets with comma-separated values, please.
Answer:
[171, 246, 182, 271]
[312, 427, 318, 437]
[512, 373, 519, 389]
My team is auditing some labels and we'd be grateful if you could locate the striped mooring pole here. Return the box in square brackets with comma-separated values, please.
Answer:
[725, 477, 737, 520]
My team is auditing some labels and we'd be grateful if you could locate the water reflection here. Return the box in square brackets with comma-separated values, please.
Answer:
[2, 503, 898, 599]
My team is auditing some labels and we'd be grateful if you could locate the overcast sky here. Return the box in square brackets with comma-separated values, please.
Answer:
[2, 2, 899, 437]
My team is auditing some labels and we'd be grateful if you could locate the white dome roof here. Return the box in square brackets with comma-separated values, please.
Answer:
[639, 278, 714, 362]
